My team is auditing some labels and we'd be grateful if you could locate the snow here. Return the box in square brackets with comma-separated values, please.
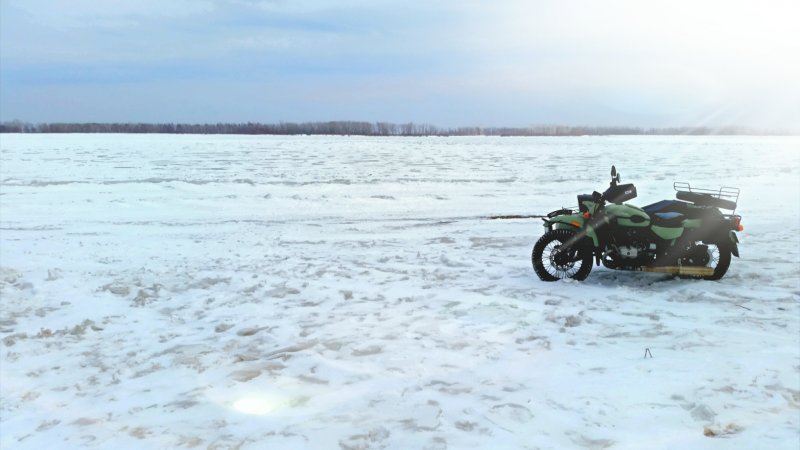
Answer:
[1, 134, 798, 449]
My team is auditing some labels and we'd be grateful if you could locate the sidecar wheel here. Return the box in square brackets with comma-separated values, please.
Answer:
[532, 229, 593, 282]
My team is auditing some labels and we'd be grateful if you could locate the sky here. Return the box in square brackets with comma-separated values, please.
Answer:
[1, 0, 799, 129]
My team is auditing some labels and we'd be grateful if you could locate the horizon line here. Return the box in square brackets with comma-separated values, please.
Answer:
[1, 120, 797, 137]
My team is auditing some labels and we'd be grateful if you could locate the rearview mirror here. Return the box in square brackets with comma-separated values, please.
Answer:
[611, 165, 616, 177]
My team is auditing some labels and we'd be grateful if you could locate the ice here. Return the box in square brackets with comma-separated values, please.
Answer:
[1, 134, 799, 449]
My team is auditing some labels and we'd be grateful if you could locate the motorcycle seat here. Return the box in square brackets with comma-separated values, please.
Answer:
[642, 200, 683, 215]
[651, 212, 685, 228]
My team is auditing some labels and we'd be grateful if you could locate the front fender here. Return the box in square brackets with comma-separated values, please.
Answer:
[544, 213, 599, 247]
[546, 213, 584, 230]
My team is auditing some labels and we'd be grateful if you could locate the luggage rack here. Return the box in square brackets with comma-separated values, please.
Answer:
[674, 182, 739, 212]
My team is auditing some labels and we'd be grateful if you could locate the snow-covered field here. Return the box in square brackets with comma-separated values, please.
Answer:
[1, 134, 798, 450]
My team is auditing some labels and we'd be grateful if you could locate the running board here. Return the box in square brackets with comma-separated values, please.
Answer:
[640, 266, 714, 277]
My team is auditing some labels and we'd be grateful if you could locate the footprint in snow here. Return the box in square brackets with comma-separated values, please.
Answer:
[351, 345, 382, 356]
[485, 403, 533, 431]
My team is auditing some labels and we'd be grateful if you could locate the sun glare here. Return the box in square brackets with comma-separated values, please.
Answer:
[233, 397, 276, 415]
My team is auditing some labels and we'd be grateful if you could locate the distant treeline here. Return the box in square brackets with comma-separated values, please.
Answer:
[0, 121, 792, 136]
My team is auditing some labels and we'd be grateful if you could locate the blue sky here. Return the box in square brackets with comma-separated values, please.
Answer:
[1, 0, 798, 128]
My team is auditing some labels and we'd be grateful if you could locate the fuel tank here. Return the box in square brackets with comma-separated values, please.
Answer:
[605, 203, 650, 227]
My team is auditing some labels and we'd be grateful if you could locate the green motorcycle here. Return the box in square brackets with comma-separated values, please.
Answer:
[532, 166, 743, 281]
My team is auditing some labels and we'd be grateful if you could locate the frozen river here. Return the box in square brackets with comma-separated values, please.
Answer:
[1, 134, 799, 449]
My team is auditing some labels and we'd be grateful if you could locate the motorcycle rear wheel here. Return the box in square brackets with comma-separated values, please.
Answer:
[701, 242, 731, 280]
[532, 229, 593, 282]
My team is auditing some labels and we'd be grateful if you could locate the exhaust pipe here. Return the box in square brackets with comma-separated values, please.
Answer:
[640, 266, 714, 277]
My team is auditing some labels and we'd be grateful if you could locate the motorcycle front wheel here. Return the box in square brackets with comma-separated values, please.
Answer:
[532, 229, 593, 282]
